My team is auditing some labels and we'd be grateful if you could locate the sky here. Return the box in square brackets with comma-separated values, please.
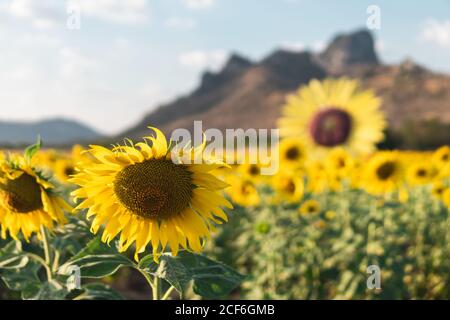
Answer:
[0, 0, 449, 135]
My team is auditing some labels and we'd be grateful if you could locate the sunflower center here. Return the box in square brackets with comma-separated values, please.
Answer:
[0, 173, 43, 213]
[65, 166, 76, 176]
[416, 169, 427, 177]
[113, 159, 194, 220]
[376, 161, 396, 180]
[284, 180, 296, 194]
[309, 108, 352, 147]
[248, 165, 260, 176]
[285, 147, 300, 161]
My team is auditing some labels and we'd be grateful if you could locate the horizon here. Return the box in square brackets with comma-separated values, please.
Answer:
[1, 0, 450, 135]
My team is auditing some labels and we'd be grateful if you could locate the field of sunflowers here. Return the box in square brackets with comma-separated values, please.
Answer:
[0, 78, 448, 300]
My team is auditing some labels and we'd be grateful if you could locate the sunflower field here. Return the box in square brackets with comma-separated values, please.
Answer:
[0, 78, 448, 300]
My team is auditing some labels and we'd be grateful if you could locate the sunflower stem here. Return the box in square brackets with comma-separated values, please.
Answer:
[40, 226, 53, 280]
[153, 276, 162, 300]
[161, 286, 175, 300]
[138, 269, 156, 299]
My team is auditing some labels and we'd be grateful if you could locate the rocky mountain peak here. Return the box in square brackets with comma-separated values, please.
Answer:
[317, 29, 379, 74]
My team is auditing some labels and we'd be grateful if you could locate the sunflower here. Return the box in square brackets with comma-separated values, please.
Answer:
[406, 162, 436, 186]
[324, 148, 355, 178]
[299, 199, 320, 216]
[442, 188, 450, 208]
[271, 172, 304, 204]
[71, 128, 232, 261]
[278, 78, 386, 157]
[54, 158, 76, 184]
[278, 138, 307, 169]
[431, 182, 446, 200]
[361, 152, 404, 195]
[227, 176, 260, 207]
[0, 154, 72, 241]
[432, 146, 450, 177]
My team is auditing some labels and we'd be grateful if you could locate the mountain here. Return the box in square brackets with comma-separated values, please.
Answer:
[121, 29, 450, 148]
[0, 118, 102, 146]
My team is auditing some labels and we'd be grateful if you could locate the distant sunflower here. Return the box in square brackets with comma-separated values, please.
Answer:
[362, 152, 403, 195]
[238, 163, 262, 179]
[0, 154, 72, 241]
[279, 138, 307, 169]
[431, 182, 446, 200]
[299, 199, 320, 216]
[227, 177, 260, 207]
[272, 172, 304, 204]
[442, 188, 450, 208]
[432, 146, 450, 177]
[278, 78, 386, 157]
[406, 162, 436, 186]
[71, 128, 232, 261]
[54, 158, 76, 184]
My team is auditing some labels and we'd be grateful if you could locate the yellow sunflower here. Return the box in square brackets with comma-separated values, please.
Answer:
[271, 172, 304, 204]
[432, 146, 450, 177]
[361, 152, 403, 195]
[54, 158, 77, 184]
[71, 128, 232, 261]
[278, 138, 307, 170]
[442, 188, 450, 208]
[431, 182, 446, 200]
[299, 199, 320, 216]
[0, 154, 72, 241]
[406, 162, 436, 186]
[278, 78, 386, 157]
[226, 176, 260, 207]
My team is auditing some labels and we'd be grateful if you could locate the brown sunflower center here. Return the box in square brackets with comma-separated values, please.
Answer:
[376, 161, 396, 180]
[0, 173, 43, 213]
[284, 180, 296, 194]
[64, 166, 76, 177]
[248, 165, 260, 176]
[113, 159, 194, 220]
[309, 108, 352, 147]
[285, 147, 300, 161]
[416, 169, 427, 177]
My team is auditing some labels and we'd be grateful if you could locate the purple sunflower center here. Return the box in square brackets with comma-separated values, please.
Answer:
[309, 108, 352, 147]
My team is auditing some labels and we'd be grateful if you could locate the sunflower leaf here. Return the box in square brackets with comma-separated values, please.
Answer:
[59, 237, 133, 279]
[24, 135, 42, 163]
[73, 283, 124, 300]
[138, 251, 245, 298]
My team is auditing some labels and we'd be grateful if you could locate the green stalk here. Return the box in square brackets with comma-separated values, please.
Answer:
[40, 226, 53, 280]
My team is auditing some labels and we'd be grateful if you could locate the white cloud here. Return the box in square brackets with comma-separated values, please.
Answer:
[4, 0, 61, 29]
[312, 40, 326, 52]
[420, 19, 450, 48]
[165, 17, 196, 29]
[0, 0, 151, 27]
[280, 41, 305, 52]
[59, 47, 98, 78]
[182, 0, 215, 9]
[68, 0, 150, 24]
[178, 49, 228, 71]
[375, 39, 385, 52]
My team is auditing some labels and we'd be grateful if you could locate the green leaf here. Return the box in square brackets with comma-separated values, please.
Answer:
[26, 280, 68, 300]
[139, 254, 191, 293]
[1, 261, 41, 292]
[139, 251, 245, 298]
[74, 283, 124, 300]
[0, 241, 28, 270]
[59, 237, 133, 279]
[24, 136, 42, 162]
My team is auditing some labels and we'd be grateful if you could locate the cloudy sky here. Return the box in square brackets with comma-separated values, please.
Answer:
[0, 0, 449, 134]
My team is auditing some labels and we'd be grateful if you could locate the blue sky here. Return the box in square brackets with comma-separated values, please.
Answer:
[0, 0, 449, 134]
